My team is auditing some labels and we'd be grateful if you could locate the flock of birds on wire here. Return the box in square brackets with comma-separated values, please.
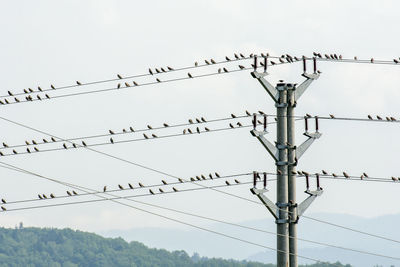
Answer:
[2, 51, 400, 106]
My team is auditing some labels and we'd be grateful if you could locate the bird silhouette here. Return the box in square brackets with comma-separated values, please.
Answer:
[163, 123, 169, 127]
[117, 83, 121, 89]
[376, 115, 382, 120]
[45, 94, 50, 99]
[188, 73, 193, 78]
[161, 68, 166, 72]
[1, 199, 6, 204]
[205, 127, 210, 131]
[173, 187, 178, 192]
[23, 89, 28, 94]
[152, 134, 157, 138]
[128, 183, 134, 189]
[73, 191, 78, 195]
[225, 56, 231, 61]
[178, 178, 184, 183]
[156, 78, 161, 83]
[329, 114, 335, 118]
[117, 74, 123, 79]
[159, 188, 164, 193]
[147, 125, 153, 129]
[195, 118, 201, 123]
[139, 183, 144, 187]
[130, 127, 135, 132]
[34, 147, 39, 152]
[10, 149, 15, 154]
[50, 193, 55, 198]
[371, 58, 374, 63]
[229, 123, 234, 128]
[2, 143, 8, 148]
[332, 173, 337, 177]
[51, 85, 55, 89]
[390, 117, 396, 121]
[187, 129, 192, 134]
[67, 191, 72, 196]
[363, 172, 368, 178]
[7, 91, 13, 96]
[343, 172, 350, 178]
[143, 133, 149, 139]
[72, 143, 77, 148]
[118, 184, 124, 190]
[238, 65, 245, 70]
[392, 177, 398, 181]
[38, 86, 42, 91]
[194, 62, 198, 67]
[215, 172, 220, 177]
[82, 141, 87, 146]
[183, 129, 186, 134]
[155, 68, 161, 73]
[162, 180, 167, 185]
[76, 81, 81, 85]
[149, 189, 154, 195]
[190, 177, 195, 181]
[368, 115, 373, 120]
[149, 68, 153, 75]
[218, 68, 221, 73]
[234, 179, 240, 184]
[167, 66, 174, 71]
[26, 148, 31, 153]
[4, 99, 9, 104]
[63, 143, 67, 149]
[110, 138, 114, 144]
[38, 194, 43, 199]
[225, 181, 230, 185]
[322, 170, 328, 175]
[210, 59, 216, 64]
[223, 68, 228, 73]
[133, 81, 138, 86]
[1, 206, 6, 211]
[43, 194, 47, 199]
[196, 127, 200, 133]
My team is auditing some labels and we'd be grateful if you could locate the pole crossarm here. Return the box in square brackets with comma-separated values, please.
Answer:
[250, 188, 279, 220]
[297, 189, 323, 218]
[296, 132, 322, 159]
[251, 71, 279, 102]
[250, 129, 278, 161]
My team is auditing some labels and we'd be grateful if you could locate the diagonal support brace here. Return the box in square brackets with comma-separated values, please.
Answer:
[251, 129, 278, 161]
[296, 132, 322, 159]
[250, 188, 279, 220]
[251, 72, 279, 102]
[297, 189, 323, 217]
[295, 74, 320, 101]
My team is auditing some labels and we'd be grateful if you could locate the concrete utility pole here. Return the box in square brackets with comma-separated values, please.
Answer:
[250, 56, 322, 267]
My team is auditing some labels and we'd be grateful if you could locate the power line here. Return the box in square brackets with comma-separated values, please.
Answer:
[1, 115, 399, 246]
[0, 160, 333, 265]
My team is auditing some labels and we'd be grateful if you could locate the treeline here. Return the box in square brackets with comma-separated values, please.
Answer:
[0, 226, 350, 267]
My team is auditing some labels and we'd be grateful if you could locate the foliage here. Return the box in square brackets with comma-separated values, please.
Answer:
[0, 226, 350, 267]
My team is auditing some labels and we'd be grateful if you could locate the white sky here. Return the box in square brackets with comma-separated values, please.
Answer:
[0, 0, 399, 250]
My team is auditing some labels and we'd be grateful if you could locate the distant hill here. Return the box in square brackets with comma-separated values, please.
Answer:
[0, 226, 348, 267]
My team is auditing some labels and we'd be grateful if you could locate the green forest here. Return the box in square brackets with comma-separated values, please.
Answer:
[0, 226, 350, 267]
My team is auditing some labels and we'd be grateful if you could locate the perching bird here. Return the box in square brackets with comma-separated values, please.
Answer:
[237, 122, 242, 127]
[231, 113, 237, 118]
[76, 81, 82, 85]
[34, 147, 39, 152]
[183, 129, 186, 134]
[7, 91, 13, 96]
[26, 148, 31, 153]
[386, 117, 391, 121]
[67, 191, 72, 196]
[149, 189, 154, 195]
[209, 173, 213, 179]
[161, 68, 166, 72]
[188, 73, 193, 78]
[201, 175, 206, 180]
[205, 60, 210, 65]
[1, 199, 6, 204]
[194, 61, 198, 67]
[152, 134, 157, 138]
[368, 115, 373, 120]
[371, 58, 374, 63]
[73, 191, 78, 195]
[205, 127, 210, 131]
[38, 86, 43, 91]
[32, 140, 37, 145]
[128, 183, 134, 189]
[343, 172, 350, 178]
[38, 194, 43, 199]
[156, 78, 161, 83]
[229, 123, 234, 128]
[218, 68, 221, 73]
[363, 172, 368, 178]
[190, 177, 195, 181]
[72, 143, 77, 148]
[43, 138, 48, 143]
[215, 172, 220, 178]
[306, 113, 312, 118]
[390, 117, 396, 121]
[130, 127, 135, 132]
[82, 141, 87, 146]
[159, 188, 164, 193]
[147, 125, 153, 129]
[245, 110, 251, 116]
[110, 138, 114, 144]
[117, 83, 121, 89]
[225, 181, 230, 186]
[173, 187, 178, 192]
[118, 184, 124, 190]
[322, 170, 328, 175]
[163, 123, 169, 127]
[139, 183, 144, 187]
[149, 68, 153, 75]
[376, 115, 382, 120]
[43, 194, 47, 199]
[178, 178, 184, 183]
[162, 180, 168, 185]
[210, 59, 216, 64]
[332, 173, 337, 177]
[63, 143, 67, 149]
[196, 176, 201, 181]
[234, 53, 239, 59]
[223, 67, 228, 73]
[187, 128, 192, 134]
[196, 127, 200, 133]
[167, 66, 174, 70]
[329, 114, 335, 119]
[226, 56, 231, 61]
[1, 206, 6, 211]
[195, 118, 201, 123]
[109, 130, 115, 134]
[238, 65, 245, 70]
[103, 186, 107, 192]
[51, 137, 56, 142]
[4, 99, 9, 104]
[14, 97, 20, 102]
[133, 81, 138, 86]
[25, 140, 30, 145]
[23, 89, 28, 93]
[51, 84, 55, 89]
[392, 177, 398, 181]
[2, 142, 8, 148]
[12, 149, 17, 154]
[155, 68, 161, 73]
[143, 133, 149, 139]
[50, 193, 55, 198]
[45, 94, 50, 99]
[234, 179, 240, 184]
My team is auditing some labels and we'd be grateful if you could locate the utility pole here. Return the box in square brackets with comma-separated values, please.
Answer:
[250, 56, 322, 267]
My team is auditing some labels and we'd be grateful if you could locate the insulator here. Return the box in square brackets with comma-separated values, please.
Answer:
[303, 57, 307, 73]
[263, 172, 267, 188]
[253, 114, 257, 129]
[316, 174, 321, 189]
[264, 56, 267, 73]
[253, 172, 257, 188]
[254, 56, 257, 71]
[263, 115, 267, 131]
[304, 117, 309, 132]
[305, 174, 310, 190]
[313, 57, 317, 73]
[315, 116, 319, 132]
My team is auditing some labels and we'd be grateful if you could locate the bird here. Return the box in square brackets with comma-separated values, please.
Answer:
[322, 170, 328, 175]
[194, 61, 198, 67]
[371, 58, 374, 63]
[159, 188, 164, 193]
[234, 179, 240, 184]
[26, 148, 31, 153]
[34, 147, 39, 152]
[147, 125, 153, 129]
[306, 113, 312, 118]
[167, 66, 174, 71]
[62, 143, 67, 149]
[209, 174, 213, 179]
[332, 173, 337, 177]
[376, 115, 382, 120]
[195, 118, 201, 123]
[196, 127, 200, 133]
[368, 115, 373, 120]
[188, 73, 193, 78]
[343, 172, 350, 178]
[190, 177, 195, 181]
[173, 187, 178, 192]
[2, 142, 8, 148]
[329, 114, 335, 119]
[23, 89, 28, 93]
[82, 141, 87, 147]
[109, 130, 115, 135]
[392, 177, 398, 181]
[386, 117, 391, 121]
[72, 191, 78, 195]
[196, 176, 201, 181]
[32, 140, 37, 145]
[130, 127, 135, 132]
[1, 206, 6, 211]
[162, 180, 167, 185]
[231, 113, 237, 118]
[38, 194, 43, 199]
[139, 183, 144, 187]
[152, 134, 157, 138]
[118, 184, 124, 190]
[12, 149, 17, 154]
[229, 123, 234, 128]
[149, 68, 153, 75]
[1, 199, 6, 204]
[201, 175, 206, 180]
[183, 129, 186, 134]
[238, 65, 245, 70]
[45, 94, 50, 99]
[133, 81, 138, 86]
[43, 194, 47, 199]
[210, 59, 216, 64]
[187, 128, 192, 134]
[178, 178, 184, 183]
[51, 84, 56, 89]
[226, 56, 231, 61]
[43, 138, 48, 143]
[117, 74, 123, 79]
[161, 67, 166, 72]
[110, 138, 114, 144]
[363, 172, 368, 178]
[394, 59, 399, 64]
[215, 172, 220, 177]
[4, 99, 9, 104]
[125, 82, 130, 87]
[218, 68, 222, 73]
[302, 171, 310, 176]
[50, 193, 55, 198]
[234, 53, 239, 59]
[51, 137, 56, 142]
[155, 68, 161, 73]
[14, 97, 20, 102]
[237, 122, 242, 127]
[72, 143, 77, 148]
[149, 189, 154, 195]
[390, 117, 396, 121]
[128, 183, 134, 189]
[156, 78, 161, 83]
[225, 181, 230, 185]
[205, 127, 210, 131]
[245, 110, 251, 116]
[7, 91, 13, 96]
[143, 133, 149, 139]
[223, 67, 228, 73]
[38, 86, 43, 91]
[76, 81, 82, 85]
[163, 123, 169, 127]
[67, 191, 72, 196]
[25, 140, 30, 145]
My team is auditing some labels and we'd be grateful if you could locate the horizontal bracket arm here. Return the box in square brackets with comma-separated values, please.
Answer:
[251, 72, 278, 102]
[251, 130, 278, 161]
[298, 189, 323, 217]
[295, 74, 320, 101]
[250, 188, 279, 220]
[296, 132, 322, 159]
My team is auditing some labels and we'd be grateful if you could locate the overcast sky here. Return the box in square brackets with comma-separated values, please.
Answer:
[0, 0, 399, 258]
